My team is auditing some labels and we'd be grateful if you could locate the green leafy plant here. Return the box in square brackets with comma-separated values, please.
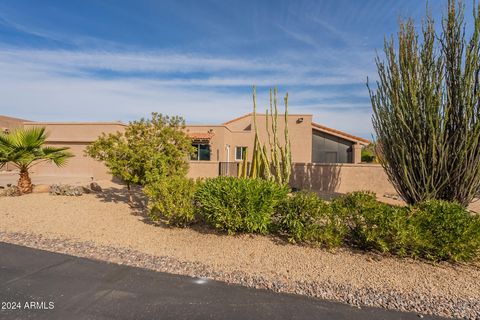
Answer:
[195, 176, 289, 234]
[410, 200, 480, 261]
[331, 192, 418, 255]
[144, 176, 197, 226]
[368, 0, 480, 206]
[274, 191, 345, 247]
[361, 143, 377, 163]
[0, 127, 73, 194]
[86, 112, 194, 204]
[328, 191, 480, 261]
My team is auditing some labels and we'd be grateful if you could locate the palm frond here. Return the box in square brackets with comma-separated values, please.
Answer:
[40, 146, 74, 167]
[0, 127, 74, 170]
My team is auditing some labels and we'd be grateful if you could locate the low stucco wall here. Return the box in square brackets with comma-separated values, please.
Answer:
[188, 161, 220, 179]
[29, 158, 397, 196]
[22, 122, 125, 181]
[30, 143, 112, 180]
[290, 163, 396, 195]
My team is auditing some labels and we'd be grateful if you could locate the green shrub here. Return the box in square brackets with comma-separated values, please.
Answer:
[195, 177, 289, 234]
[331, 191, 421, 256]
[410, 200, 480, 261]
[144, 176, 197, 226]
[330, 192, 480, 261]
[274, 191, 345, 247]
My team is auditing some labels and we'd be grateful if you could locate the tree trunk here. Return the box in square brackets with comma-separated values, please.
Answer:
[18, 170, 33, 194]
[127, 183, 133, 207]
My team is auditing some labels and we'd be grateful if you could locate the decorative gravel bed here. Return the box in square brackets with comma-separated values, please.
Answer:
[1, 230, 479, 319]
[1, 190, 479, 319]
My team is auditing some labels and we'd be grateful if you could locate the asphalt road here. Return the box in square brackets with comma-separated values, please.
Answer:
[0, 242, 439, 320]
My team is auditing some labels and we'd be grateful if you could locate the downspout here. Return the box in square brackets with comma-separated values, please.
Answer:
[226, 144, 230, 175]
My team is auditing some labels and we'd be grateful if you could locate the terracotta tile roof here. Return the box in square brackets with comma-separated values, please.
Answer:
[312, 122, 371, 144]
[187, 132, 215, 140]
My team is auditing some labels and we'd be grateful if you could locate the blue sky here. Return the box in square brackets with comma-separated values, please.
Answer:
[0, 0, 459, 138]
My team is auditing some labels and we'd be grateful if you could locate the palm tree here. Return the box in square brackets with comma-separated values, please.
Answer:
[0, 127, 73, 194]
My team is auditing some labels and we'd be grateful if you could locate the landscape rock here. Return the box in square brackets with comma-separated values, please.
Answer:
[32, 184, 50, 193]
[81, 186, 92, 194]
[0, 185, 19, 197]
[50, 184, 84, 196]
[89, 182, 102, 192]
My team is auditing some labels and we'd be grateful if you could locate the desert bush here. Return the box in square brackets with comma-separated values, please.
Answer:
[145, 176, 197, 226]
[195, 177, 288, 234]
[410, 200, 480, 262]
[361, 143, 376, 163]
[330, 191, 480, 261]
[86, 113, 194, 205]
[331, 191, 416, 254]
[274, 191, 345, 247]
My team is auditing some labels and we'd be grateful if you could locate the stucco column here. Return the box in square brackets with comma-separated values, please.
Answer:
[352, 143, 362, 164]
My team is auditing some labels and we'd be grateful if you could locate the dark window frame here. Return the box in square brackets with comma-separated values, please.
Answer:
[235, 146, 247, 161]
[191, 143, 211, 161]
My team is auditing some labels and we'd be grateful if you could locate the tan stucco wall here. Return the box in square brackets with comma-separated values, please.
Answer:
[0, 116, 28, 171]
[24, 122, 126, 142]
[186, 125, 228, 162]
[29, 142, 112, 180]
[187, 114, 313, 164]
[23, 122, 126, 180]
[290, 163, 396, 195]
[188, 162, 220, 179]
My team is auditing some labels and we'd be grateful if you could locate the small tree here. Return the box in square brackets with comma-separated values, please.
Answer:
[0, 127, 73, 194]
[368, 0, 480, 206]
[361, 143, 377, 163]
[86, 113, 194, 203]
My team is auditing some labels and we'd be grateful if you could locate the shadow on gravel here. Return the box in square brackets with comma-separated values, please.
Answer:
[93, 185, 154, 225]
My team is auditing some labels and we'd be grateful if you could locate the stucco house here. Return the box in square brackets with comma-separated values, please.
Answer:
[0, 113, 370, 180]
[186, 113, 369, 178]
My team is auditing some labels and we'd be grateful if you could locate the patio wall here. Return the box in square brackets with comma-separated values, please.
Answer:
[188, 161, 221, 179]
[290, 163, 396, 195]
[27, 157, 397, 196]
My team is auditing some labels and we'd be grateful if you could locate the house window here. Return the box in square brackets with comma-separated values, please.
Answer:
[235, 146, 247, 161]
[191, 144, 211, 161]
[325, 152, 338, 163]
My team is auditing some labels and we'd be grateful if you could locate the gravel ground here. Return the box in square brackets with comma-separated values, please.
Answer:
[1, 187, 479, 319]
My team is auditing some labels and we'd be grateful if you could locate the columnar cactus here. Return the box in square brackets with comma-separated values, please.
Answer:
[240, 86, 292, 185]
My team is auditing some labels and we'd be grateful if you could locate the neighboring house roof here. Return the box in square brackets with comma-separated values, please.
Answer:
[312, 122, 370, 145]
[0, 115, 31, 132]
[0, 115, 30, 122]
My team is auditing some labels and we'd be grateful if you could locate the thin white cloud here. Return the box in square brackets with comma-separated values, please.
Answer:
[0, 46, 374, 137]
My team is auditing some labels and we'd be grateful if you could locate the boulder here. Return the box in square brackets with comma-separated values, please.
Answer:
[33, 184, 50, 193]
[0, 185, 19, 197]
[50, 184, 84, 196]
[81, 186, 92, 194]
[89, 182, 102, 192]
